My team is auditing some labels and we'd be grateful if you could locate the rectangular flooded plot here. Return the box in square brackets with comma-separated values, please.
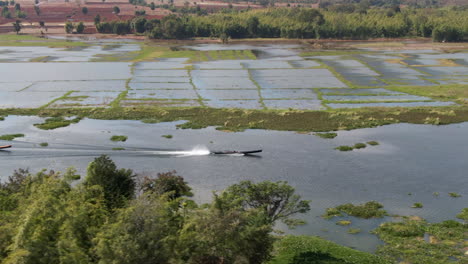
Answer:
[0, 62, 131, 82]
[50, 91, 121, 107]
[263, 99, 324, 110]
[323, 95, 432, 102]
[133, 70, 189, 77]
[194, 60, 245, 69]
[343, 76, 386, 87]
[197, 89, 259, 100]
[320, 88, 404, 95]
[384, 78, 435, 86]
[134, 60, 189, 70]
[192, 77, 257, 89]
[26, 80, 127, 92]
[415, 67, 468, 76]
[127, 90, 199, 100]
[289, 60, 321, 68]
[255, 76, 346, 89]
[191, 70, 249, 78]
[204, 100, 262, 109]
[327, 101, 455, 109]
[121, 99, 201, 107]
[0, 91, 65, 108]
[251, 69, 334, 78]
[0, 82, 32, 92]
[130, 77, 190, 83]
[243, 60, 292, 69]
[339, 67, 380, 76]
[130, 82, 193, 90]
[261, 89, 317, 99]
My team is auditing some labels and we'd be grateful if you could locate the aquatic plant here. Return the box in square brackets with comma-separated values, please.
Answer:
[448, 192, 461, 198]
[336, 220, 351, 226]
[112, 147, 125, 151]
[353, 143, 366, 149]
[0, 134, 24, 141]
[335, 145, 353, 151]
[110, 135, 128, 142]
[0, 116, 4, 121]
[367, 141, 379, 146]
[347, 228, 361, 234]
[411, 202, 423, 208]
[323, 201, 387, 219]
[315, 132, 337, 139]
[162, 135, 173, 139]
[39, 142, 48, 147]
[34, 117, 81, 130]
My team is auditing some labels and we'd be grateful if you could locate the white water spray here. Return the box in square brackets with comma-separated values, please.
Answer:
[150, 145, 210, 157]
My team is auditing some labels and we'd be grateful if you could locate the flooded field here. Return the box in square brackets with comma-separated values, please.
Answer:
[1, 116, 467, 252]
[0, 40, 466, 109]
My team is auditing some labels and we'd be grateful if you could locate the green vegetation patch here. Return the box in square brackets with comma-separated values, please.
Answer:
[0, 116, 4, 121]
[336, 220, 352, 226]
[448, 192, 462, 198]
[373, 215, 468, 264]
[323, 201, 387, 219]
[348, 228, 361, 234]
[335, 145, 354, 151]
[315, 132, 337, 139]
[34, 117, 82, 130]
[162, 134, 173, 139]
[411, 202, 423, 208]
[110, 135, 128, 142]
[354, 143, 367, 149]
[39, 142, 48, 147]
[0, 134, 24, 141]
[367, 141, 379, 146]
[2, 105, 468, 134]
[268, 235, 388, 264]
[112, 147, 125, 151]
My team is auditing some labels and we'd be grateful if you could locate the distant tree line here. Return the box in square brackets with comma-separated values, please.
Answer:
[94, 7, 467, 42]
[0, 156, 310, 263]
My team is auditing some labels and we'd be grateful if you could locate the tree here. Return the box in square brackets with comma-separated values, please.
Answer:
[34, 5, 40, 15]
[94, 14, 101, 25]
[94, 193, 181, 264]
[150, 2, 156, 10]
[82, 6, 88, 15]
[39, 20, 44, 27]
[76, 21, 85, 33]
[140, 170, 193, 199]
[64, 21, 74, 33]
[113, 5, 120, 14]
[131, 16, 147, 33]
[216, 180, 310, 228]
[13, 2, 18, 10]
[84, 155, 136, 209]
[246, 16, 259, 37]
[12, 20, 21, 34]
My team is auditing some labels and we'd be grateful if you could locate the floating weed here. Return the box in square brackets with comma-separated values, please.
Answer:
[432, 192, 440, 197]
[39, 142, 48, 147]
[315, 132, 337, 139]
[367, 141, 379, 146]
[0, 116, 4, 121]
[34, 117, 82, 130]
[112, 147, 125, 151]
[335, 145, 354, 151]
[0, 134, 25, 141]
[336, 220, 352, 226]
[110, 135, 128, 142]
[323, 201, 387, 219]
[424, 117, 441, 125]
[162, 134, 173, 139]
[448, 192, 461, 198]
[353, 143, 366, 149]
[411, 203, 423, 208]
[348, 228, 361, 234]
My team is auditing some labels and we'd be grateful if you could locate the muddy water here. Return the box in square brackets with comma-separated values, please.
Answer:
[1, 116, 467, 252]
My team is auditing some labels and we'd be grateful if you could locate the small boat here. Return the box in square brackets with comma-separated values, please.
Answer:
[211, 149, 262, 155]
[0, 145, 12, 150]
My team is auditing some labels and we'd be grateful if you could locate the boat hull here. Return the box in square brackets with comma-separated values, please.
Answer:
[211, 149, 262, 155]
[0, 145, 12, 149]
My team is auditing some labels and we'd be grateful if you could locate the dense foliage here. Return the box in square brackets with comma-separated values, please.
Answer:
[0, 156, 314, 264]
[95, 7, 467, 42]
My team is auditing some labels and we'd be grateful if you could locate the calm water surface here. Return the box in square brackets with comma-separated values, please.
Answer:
[1, 116, 467, 252]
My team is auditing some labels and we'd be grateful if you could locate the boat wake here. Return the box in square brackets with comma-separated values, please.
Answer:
[150, 145, 211, 157]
